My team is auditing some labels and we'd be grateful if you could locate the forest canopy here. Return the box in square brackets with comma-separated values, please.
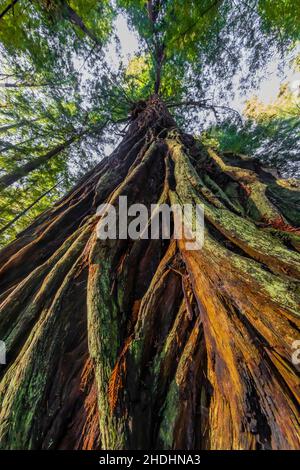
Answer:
[0, 0, 299, 245]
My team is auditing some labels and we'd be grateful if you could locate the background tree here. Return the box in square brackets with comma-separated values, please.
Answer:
[0, 0, 130, 245]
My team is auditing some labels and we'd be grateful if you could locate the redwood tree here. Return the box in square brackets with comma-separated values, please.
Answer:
[0, 0, 299, 451]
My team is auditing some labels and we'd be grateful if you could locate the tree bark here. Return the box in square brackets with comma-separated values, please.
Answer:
[0, 181, 59, 235]
[0, 96, 299, 450]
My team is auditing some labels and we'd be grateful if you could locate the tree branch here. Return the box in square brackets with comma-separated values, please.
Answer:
[0, 0, 19, 21]
[0, 182, 60, 235]
[167, 99, 212, 108]
[62, 1, 102, 46]
[167, 100, 243, 125]
[170, 0, 223, 45]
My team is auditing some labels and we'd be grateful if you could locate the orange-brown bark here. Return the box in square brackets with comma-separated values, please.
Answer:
[0, 96, 299, 449]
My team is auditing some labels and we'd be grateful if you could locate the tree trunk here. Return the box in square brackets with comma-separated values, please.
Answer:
[61, 1, 102, 46]
[0, 135, 77, 189]
[0, 82, 53, 88]
[0, 118, 39, 135]
[0, 0, 19, 21]
[0, 96, 299, 450]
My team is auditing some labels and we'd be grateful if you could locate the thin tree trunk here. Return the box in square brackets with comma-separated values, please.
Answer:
[62, 2, 102, 46]
[154, 44, 165, 94]
[1, 0, 101, 46]
[0, 181, 59, 235]
[0, 82, 53, 88]
[0, 0, 19, 21]
[0, 135, 40, 153]
[0, 120, 108, 189]
[0, 118, 39, 135]
[0, 96, 299, 450]
[147, 0, 165, 95]
[0, 135, 77, 189]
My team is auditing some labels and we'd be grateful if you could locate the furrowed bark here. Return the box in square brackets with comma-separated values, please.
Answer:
[0, 96, 299, 450]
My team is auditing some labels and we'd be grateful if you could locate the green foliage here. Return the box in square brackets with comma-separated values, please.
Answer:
[0, 53, 117, 246]
[204, 83, 300, 176]
[118, 0, 300, 106]
[124, 54, 185, 101]
[118, 0, 225, 60]
[118, 0, 226, 100]
[258, 0, 300, 42]
[244, 84, 299, 121]
[0, 0, 299, 246]
[0, 155, 68, 248]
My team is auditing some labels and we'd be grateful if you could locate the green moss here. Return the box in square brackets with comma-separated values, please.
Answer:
[158, 380, 180, 449]
[87, 241, 130, 449]
[168, 139, 300, 315]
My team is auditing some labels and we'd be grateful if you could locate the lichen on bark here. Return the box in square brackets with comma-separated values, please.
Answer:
[0, 96, 299, 450]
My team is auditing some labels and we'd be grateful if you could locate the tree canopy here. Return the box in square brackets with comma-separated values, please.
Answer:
[0, 0, 299, 245]
[203, 80, 300, 177]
